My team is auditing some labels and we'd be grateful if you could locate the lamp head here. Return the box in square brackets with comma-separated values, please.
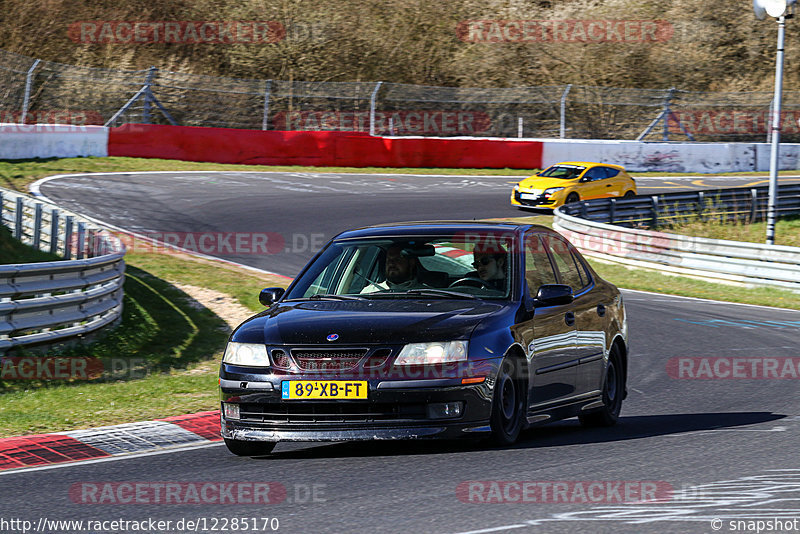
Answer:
[754, 0, 797, 19]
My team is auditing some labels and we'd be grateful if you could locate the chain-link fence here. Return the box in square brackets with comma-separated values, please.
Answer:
[2, 47, 800, 142]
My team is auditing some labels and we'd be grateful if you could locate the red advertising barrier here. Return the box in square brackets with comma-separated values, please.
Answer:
[108, 124, 543, 169]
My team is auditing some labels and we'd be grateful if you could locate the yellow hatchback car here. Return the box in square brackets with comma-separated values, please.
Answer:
[511, 161, 637, 209]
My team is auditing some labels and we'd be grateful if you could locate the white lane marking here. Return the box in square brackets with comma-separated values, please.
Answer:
[451, 525, 529, 534]
[0, 441, 223, 477]
[620, 289, 800, 314]
[452, 469, 800, 532]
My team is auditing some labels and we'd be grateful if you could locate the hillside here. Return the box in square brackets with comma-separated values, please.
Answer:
[0, 0, 795, 92]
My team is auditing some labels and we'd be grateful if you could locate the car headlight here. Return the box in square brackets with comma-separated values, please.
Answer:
[543, 187, 565, 196]
[513, 184, 520, 192]
[223, 342, 269, 367]
[395, 341, 468, 365]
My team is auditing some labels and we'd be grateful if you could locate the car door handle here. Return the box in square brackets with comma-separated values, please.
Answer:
[597, 304, 606, 316]
[565, 312, 575, 326]
[606, 184, 613, 187]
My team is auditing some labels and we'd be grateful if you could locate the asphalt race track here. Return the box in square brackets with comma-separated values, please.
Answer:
[34, 171, 800, 275]
[5, 171, 800, 534]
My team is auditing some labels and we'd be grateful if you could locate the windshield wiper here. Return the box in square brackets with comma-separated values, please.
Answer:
[308, 293, 368, 301]
[378, 289, 479, 300]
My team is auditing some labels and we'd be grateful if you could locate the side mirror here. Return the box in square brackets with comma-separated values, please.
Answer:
[259, 287, 285, 306]
[534, 284, 574, 307]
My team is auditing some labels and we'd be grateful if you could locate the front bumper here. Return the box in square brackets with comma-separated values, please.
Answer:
[511, 190, 559, 208]
[219, 360, 500, 442]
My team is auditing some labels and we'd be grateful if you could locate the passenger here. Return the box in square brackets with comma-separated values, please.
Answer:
[471, 243, 507, 291]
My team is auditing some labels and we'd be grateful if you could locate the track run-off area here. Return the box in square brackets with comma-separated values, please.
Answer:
[3, 171, 799, 534]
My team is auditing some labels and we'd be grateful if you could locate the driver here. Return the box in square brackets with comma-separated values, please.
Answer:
[362, 244, 429, 292]
[471, 242, 507, 291]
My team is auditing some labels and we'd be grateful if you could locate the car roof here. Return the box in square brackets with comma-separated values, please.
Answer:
[549, 161, 625, 170]
[333, 221, 553, 240]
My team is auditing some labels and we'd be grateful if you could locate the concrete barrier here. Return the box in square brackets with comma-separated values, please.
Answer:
[5, 121, 800, 173]
[540, 138, 800, 173]
[0, 124, 109, 160]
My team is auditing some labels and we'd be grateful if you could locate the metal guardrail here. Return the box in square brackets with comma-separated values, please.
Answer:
[0, 187, 125, 353]
[553, 184, 800, 291]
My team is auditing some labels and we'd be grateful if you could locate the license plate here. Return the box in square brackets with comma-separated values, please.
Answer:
[281, 380, 368, 400]
[520, 193, 541, 200]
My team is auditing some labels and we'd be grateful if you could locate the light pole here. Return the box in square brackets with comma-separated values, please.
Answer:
[754, 0, 796, 245]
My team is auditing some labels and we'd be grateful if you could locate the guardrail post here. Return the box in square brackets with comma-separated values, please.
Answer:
[76, 222, 86, 260]
[580, 201, 588, 219]
[750, 188, 759, 223]
[88, 230, 97, 258]
[49, 209, 60, 255]
[0, 191, 4, 224]
[33, 203, 42, 250]
[608, 198, 616, 224]
[14, 197, 23, 240]
[64, 216, 74, 260]
[650, 196, 659, 228]
[696, 191, 705, 221]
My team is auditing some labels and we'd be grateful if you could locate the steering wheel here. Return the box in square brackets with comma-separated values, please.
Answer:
[449, 277, 492, 289]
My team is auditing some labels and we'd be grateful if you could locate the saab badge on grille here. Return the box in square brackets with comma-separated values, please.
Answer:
[326, 333, 339, 342]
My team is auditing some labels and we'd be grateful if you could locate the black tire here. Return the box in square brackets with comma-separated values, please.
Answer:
[624, 190, 636, 198]
[489, 357, 525, 445]
[579, 344, 624, 427]
[224, 438, 276, 457]
[565, 192, 580, 204]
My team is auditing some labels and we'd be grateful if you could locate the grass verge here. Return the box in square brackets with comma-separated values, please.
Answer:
[0, 250, 288, 437]
[0, 225, 62, 264]
[663, 215, 800, 248]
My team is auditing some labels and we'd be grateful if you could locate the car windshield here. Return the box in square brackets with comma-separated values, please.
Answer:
[538, 165, 586, 179]
[285, 232, 515, 300]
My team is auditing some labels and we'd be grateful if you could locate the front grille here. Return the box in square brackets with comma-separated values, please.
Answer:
[270, 349, 291, 369]
[291, 349, 368, 372]
[239, 402, 428, 423]
[363, 348, 392, 368]
[514, 191, 552, 206]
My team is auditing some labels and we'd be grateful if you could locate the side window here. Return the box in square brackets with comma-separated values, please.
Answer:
[524, 234, 557, 297]
[582, 167, 607, 182]
[570, 248, 593, 289]
[544, 236, 585, 292]
[602, 166, 619, 179]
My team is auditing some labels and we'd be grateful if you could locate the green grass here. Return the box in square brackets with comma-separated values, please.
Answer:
[662, 214, 800, 248]
[0, 250, 289, 437]
[0, 225, 63, 264]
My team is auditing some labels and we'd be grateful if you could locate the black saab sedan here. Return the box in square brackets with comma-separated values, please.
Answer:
[219, 222, 628, 456]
